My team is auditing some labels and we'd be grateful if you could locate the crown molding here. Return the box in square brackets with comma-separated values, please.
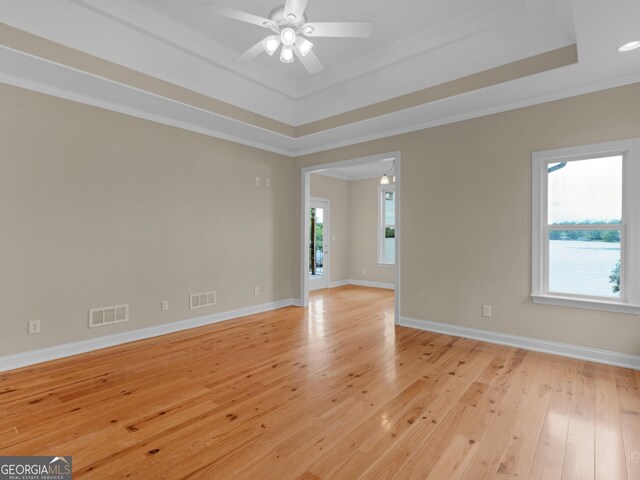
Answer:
[0, 0, 577, 126]
[295, 0, 528, 98]
[0, 45, 296, 155]
[2, 41, 639, 157]
[70, 0, 298, 99]
[292, 70, 640, 156]
[0, 0, 299, 124]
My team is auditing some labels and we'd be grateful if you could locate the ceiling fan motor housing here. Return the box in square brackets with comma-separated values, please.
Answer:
[267, 5, 308, 30]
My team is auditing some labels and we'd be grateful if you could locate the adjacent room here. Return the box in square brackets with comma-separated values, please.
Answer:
[1, 0, 640, 479]
[306, 157, 397, 292]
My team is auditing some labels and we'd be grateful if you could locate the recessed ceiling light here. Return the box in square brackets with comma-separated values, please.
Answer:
[618, 40, 640, 52]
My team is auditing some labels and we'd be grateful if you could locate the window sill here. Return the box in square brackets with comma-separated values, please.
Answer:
[531, 294, 640, 315]
[377, 263, 396, 268]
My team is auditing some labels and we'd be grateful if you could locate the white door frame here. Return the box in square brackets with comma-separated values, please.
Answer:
[300, 151, 401, 324]
[308, 197, 331, 290]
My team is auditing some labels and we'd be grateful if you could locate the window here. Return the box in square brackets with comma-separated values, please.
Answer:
[532, 138, 640, 314]
[378, 185, 395, 265]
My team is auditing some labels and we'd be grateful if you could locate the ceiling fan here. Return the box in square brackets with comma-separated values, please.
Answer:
[203, 0, 373, 74]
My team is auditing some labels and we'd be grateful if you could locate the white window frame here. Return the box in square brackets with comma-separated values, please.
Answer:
[532, 138, 640, 315]
[378, 184, 396, 266]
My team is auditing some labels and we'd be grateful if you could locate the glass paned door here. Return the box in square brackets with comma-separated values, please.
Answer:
[309, 199, 329, 290]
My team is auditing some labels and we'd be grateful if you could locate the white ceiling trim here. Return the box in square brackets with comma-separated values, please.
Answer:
[0, 45, 295, 156]
[294, 70, 640, 156]
[295, 11, 576, 124]
[0, 0, 298, 124]
[295, 0, 528, 97]
[1, 42, 639, 158]
[0, 0, 577, 126]
[70, 0, 298, 99]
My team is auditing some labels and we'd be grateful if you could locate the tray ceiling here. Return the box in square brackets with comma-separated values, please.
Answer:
[0, 0, 638, 155]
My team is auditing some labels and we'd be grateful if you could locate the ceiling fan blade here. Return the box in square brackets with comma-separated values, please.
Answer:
[284, 0, 309, 21]
[303, 22, 373, 38]
[203, 2, 272, 29]
[234, 40, 266, 63]
[294, 47, 324, 74]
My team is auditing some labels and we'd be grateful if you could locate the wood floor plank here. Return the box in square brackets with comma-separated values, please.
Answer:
[561, 361, 597, 480]
[594, 364, 628, 480]
[526, 356, 575, 480]
[0, 286, 637, 479]
[615, 369, 640, 479]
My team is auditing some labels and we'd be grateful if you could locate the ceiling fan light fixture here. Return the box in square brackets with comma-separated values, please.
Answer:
[262, 35, 281, 56]
[297, 37, 314, 56]
[280, 27, 297, 46]
[210, 1, 373, 75]
[280, 45, 294, 63]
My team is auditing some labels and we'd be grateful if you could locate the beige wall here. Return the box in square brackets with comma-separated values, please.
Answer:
[0, 83, 294, 356]
[309, 174, 350, 283]
[295, 82, 640, 356]
[348, 178, 395, 285]
[3, 79, 640, 359]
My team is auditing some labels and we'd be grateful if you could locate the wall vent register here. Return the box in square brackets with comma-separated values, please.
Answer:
[89, 304, 129, 328]
[190, 291, 216, 310]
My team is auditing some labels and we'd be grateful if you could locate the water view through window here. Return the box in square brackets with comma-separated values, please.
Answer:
[547, 155, 622, 297]
[549, 236, 620, 297]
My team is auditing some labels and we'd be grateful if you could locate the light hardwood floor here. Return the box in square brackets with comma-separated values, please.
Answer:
[1, 286, 639, 479]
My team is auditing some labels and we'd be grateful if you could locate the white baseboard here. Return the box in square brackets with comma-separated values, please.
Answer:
[0, 298, 298, 372]
[329, 279, 395, 290]
[399, 316, 640, 371]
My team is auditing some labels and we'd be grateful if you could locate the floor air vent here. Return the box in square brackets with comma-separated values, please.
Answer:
[190, 291, 216, 310]
[89, 304, 129, 328]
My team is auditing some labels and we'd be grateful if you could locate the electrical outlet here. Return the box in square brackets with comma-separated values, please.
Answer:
[362, 268, 367, 275]
[161, 301, 169, 311]
[28, 320, 40, 335]
[482, 305, 492, 318]
[255, 176, 261, 186]
[266, 178, 271, 187]
[254, 287, 260, 296]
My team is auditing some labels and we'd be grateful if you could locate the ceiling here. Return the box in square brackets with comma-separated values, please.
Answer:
[316, 158, 395, 181]
[0, 0, 638, 156]
[133, 0, 575, 84]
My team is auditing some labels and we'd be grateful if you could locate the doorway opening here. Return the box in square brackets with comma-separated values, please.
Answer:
[300, 152, 401, 323]
[309, 198, 330, 290]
